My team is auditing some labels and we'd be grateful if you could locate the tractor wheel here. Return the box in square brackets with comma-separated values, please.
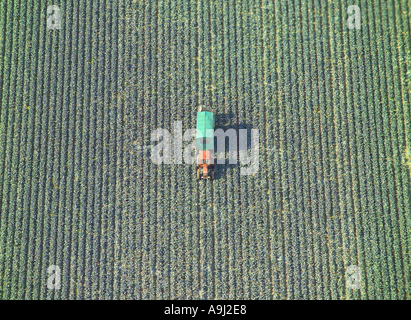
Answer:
[197, 168, 201, 180]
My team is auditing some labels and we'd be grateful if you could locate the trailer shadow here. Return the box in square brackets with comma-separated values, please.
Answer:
[211, 112, 252, 181]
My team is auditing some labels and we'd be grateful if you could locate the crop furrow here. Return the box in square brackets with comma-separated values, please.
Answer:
[21, 0, 42, 300]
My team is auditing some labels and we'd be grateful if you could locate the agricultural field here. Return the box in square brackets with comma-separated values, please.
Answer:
[0, 0, 410, 300]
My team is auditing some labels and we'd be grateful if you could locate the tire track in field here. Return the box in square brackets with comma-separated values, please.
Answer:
[396, 0, 411, 298]
[242, 0, 257, 298]
[106, 0, 119, 298]
[299, 1, 321, 299]
[325, 0, 349, 299]
[312, 0, 335, 299]
[208, 0, 215, 299]
[283, 0, 306, 299]
[170, 1, 187, 299]
[105, 0, 119, 299]
[185, 0, 198, 299]
[71, 0, 88, 299]
[97, 2, 108, 296]
[262, 0, 280, 300]
[237, 2, 252, 299]
[181, 0, 193, 298]
[91, 0, 106, 299]
[234, 0, 247, 299]
[32, 0, 52, 299]
[162, 0, 173, 299]
[352, 0, 383, 299]
[306, 1, 328, 299]
[39, 1, 63, 300]
[271, 0, 288, 300]
[150, 0, 159, 300]
[58, 0, 80, 299]
[0, 0, 18, 299]
[121, 0, 138, 299]
[79, 0, 95, 299]
[10, 0, 30, 299]
[0, 0, 10, 213]
[220, 0, 235, 300]
[279, 0, 295, 299]
[136, 0, 146, 299]
[155, 0, 166, 299]
[66, 0, 82, 299]
[83, 0, 100, 299]
[55, 0, 76, 299]
[264, 0, 283, 300]
[231, 0, 244, 299]
[344, 0, 370, 299]
[111, 0, 122, 295]
[212, 0, 229, 299]
[3, 0, 23, 299]
[214, 0, 225, 297]
[247, 0, 266, 299]
[220, 0, 239, 299]
[197, 0, 205, 299]
[45, 0, 65, 300]
[358, 0, 386, 299]
[168, 0, 179, 299]
[293, 0, 314, 299]
[378, 0, 405, 297]
[98, 0, 110, 298]
[193, 0, 201, 300]
[340, 0, 362, 299]
[141, 0, 152, 300]
[0, 0, 8, 106]
[259, 0, 274, 300]
[332, 2, 354, 299]
[116, 1, 127, 299]
[22, 0, 42, 299]
[210, 0, 217, 300]
[211, 0, 216, 299]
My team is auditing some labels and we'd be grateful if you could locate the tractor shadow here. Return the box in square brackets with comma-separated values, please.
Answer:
[212, 112, 252, 181]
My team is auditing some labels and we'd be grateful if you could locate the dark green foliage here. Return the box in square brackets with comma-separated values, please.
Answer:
[0, 0, 410, 300]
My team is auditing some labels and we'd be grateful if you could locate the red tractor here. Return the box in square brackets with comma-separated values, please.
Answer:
[197, 150, 214, 180]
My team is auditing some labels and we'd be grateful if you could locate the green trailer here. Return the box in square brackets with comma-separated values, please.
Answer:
[196, 107, 215, 180]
